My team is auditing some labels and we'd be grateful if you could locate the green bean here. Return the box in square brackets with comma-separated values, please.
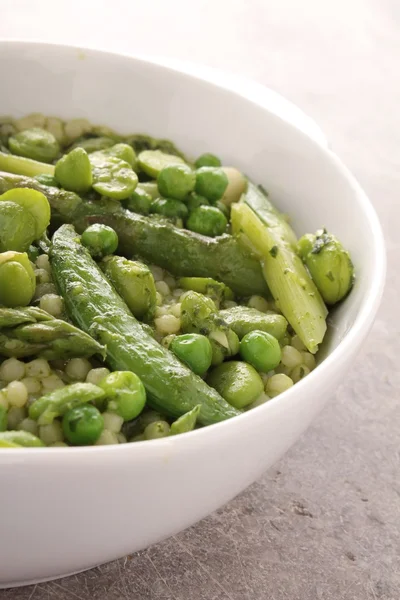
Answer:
[29, 382, 106, 425]
[101, 143, 137, 170]
[69, 136, 115, 154]
[170, 404, 201, 435]
[55, 147, 92, 193]
[99, 371, 146, 422]
[297, 229, 354, 305]
[8, 128, 59, 163]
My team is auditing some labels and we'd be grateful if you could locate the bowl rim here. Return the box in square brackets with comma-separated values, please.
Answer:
[0, 39, 386, 458]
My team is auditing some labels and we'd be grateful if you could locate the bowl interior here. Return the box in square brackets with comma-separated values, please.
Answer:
[0, 42, 384, 360]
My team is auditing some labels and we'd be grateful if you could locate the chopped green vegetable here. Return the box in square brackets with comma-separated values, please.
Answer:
[0, 188, 50, 239]
[207, 361, 264, 409]
[0, 430, 45, 447]
[232, 183, 327, 353]
[0, 200, 36, 252]
[101, 256, 157, 320]
[9, 128, 59, 163]
[0, 305, 105, 359]
[29, 382, 106, 425]
[297, 229, 354, 305]
[0, 251, 36, 307]
[55, 147, 92, 193]
[50, 225, 241, 425]
[90, 152, 138, 200]
[99, 371, 146, 421]
[219, 306, 288, 340]
[138, 149, 185, 178]
[170, 404, 201, 435]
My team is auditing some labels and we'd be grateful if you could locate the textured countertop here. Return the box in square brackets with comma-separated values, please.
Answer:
[2, 0, 399, 598]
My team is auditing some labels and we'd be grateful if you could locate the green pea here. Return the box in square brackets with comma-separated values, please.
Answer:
[62, 404, 104, 445]
[195, 167, 229, 201]
[100, 371, 146, 422]
[55, 147, 93, 193]
[34, 173, 59, 187]
[90, 153, 138, 200]
[0, 188, 51, 240]
[0, 405, 7, 432]
[186, 205, 227, 237]
[144, 420, 170, 440]
[187, 193, 210, 212]
[157, 164, 196, 201]
[81, 224, 118, 258]
[0, 201, 36, 252]
[194, 153, 222, 168]
[125, 187, 152, 214]
[8, 128, 60, 163]
[207, 361, 264, 409]
[239, 330, 282, 372]
[171, 333, 213, 375]
[150, 197, 188, 219]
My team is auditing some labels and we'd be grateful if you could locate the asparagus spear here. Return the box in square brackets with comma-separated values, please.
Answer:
[0, 151, 55, 178]
[50, 224, 241, 425]
[0, 306, 105, 359]
[231, 183, 328, 353]
[0, 171, 268, 297]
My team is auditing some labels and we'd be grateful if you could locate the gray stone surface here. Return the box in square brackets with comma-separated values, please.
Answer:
[1, 0, 399, 598]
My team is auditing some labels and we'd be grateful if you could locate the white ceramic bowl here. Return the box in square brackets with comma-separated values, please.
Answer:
[0, 41, 385, 587]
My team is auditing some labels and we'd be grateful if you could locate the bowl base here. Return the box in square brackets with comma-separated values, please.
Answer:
[1, 564, 103, 589]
